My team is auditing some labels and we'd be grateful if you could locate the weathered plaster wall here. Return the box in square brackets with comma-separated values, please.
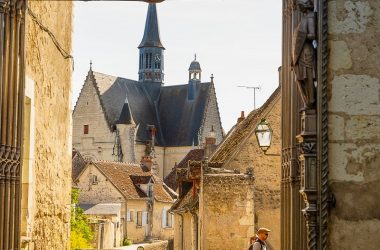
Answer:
[200, 174, 255, 250]
[328, 0, 380, 248]
[152, 202, 174, 240]
[23, 1, 73, 249]
[125, 199, 148, 243]
[224, 95, 281, 249]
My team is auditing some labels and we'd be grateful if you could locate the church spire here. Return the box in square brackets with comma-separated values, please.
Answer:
[138, 4, 164, 49]
[138, 3, 165, 83]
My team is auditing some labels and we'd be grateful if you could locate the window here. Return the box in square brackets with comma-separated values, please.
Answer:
[137, 211, 142, 226]
[84, 124, 89, 134]
[142, 211, 148, 226]
[162, 208, 173, 228]
[127, 210, 134, 222]
[91, 175, 98, 185]
[148, 53, 152, 68]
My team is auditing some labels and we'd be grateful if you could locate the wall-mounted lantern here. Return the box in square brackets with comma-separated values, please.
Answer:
[254, 118, 273, 153]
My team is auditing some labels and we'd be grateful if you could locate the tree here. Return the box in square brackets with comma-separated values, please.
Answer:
[71, 188, 93, 249]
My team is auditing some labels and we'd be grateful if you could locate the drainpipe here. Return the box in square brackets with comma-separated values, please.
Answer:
[191, 211, 198, 250]
[179, 213, 184, 250]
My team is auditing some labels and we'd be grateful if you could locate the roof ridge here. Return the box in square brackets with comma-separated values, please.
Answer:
[93, 160, 140, 166]
[210, 86, 281, 162]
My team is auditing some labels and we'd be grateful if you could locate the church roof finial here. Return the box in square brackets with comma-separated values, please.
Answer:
[138, 4, 165, 49]
[90, 60, 93, 71]
[211, 74, 214, 82]
[194, 53, 197, 61]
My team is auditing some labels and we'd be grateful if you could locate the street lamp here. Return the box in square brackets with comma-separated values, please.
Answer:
[254, 118, 272, 153]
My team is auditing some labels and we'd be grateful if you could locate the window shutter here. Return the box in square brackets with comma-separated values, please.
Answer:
[127, 210, 131, 221]
[162, 208, 167, 228]
[142, 212, 148, 226]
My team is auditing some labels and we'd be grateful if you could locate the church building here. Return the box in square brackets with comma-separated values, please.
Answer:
[72, 3, 224, 179]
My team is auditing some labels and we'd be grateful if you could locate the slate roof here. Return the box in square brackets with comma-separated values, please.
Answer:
[158, 83, 211, 146]
[210, 87, 281, 164]
[90, 71, 213, 147]
[164, 149, 205, 190]
[138, 4, 164, 49]
[87, 161, 174, 203]
[72, 149, 87, 181]
[81, 203, 121, 216]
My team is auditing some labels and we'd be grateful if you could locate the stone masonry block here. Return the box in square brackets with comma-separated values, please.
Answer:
[328, 0, 373, 35]
[329, 74, 379, 115]
[329, 142, 380, 182]
[329, 40, 352, 71]
[329, 216, 380, 249]
[346, 115, 380, 140]
[329, 143, 364, 182]
[328, 114, 345, 141]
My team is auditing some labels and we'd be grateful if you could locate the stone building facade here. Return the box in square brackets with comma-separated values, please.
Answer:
[72, 3, 223, 180]
[171, 87, 281, 250]
[20, 1, 73, 249]
[73, 161, 176, 247]
[281, 0, 380, 249]
[327, 0, 380, 248]
[210, 87, 281, 249]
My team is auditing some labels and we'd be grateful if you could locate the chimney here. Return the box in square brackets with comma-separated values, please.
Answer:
[237, 111, 245, 124]
[141, 155, 153, 171]
[204, 126, 217, 157]
[141, 155, 159, 175]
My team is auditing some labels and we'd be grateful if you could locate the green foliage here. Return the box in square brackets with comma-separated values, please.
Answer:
[71, 188, 93, 250]
[123, 238, 133, 246]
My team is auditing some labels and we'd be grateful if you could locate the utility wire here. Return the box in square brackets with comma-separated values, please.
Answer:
[27, 7, 74, 70]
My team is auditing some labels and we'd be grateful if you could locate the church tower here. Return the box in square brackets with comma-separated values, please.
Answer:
[188, 54, 202, 82]
[138, 3, 165, 83]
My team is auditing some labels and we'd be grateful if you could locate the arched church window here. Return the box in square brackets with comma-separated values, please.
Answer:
[149, 53, 152, 68]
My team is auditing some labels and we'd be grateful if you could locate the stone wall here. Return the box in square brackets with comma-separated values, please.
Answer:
[73, 74, 115, 162]
[22, 1, 73, 249]
[77, 165, 125, 204]
[199, 83, 224, 145]
[199, 173, 255, 250]
[224, 94, 281, 249]
[327, 0, 380, 248]
[152, 202, 175, 241]
[136, 144, 193, 179]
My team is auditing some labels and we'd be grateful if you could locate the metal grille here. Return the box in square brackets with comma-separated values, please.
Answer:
[0, 0, 27, 249]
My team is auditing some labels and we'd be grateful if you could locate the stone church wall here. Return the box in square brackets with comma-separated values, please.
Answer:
[327, 0, 380, 248]
[136, 144, 193, 179]
[73, 75, 115, 162]
[199, 173, 255, 250]
[22, 1, 73, 249]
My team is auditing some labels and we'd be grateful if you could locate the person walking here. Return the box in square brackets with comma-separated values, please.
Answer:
[250, 228, 271, 250]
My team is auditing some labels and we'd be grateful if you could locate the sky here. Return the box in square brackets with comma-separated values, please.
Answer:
[72, 0, 282, 132]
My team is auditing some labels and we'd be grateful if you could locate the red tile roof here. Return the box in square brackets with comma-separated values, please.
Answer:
[92, 161, 173, 203]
